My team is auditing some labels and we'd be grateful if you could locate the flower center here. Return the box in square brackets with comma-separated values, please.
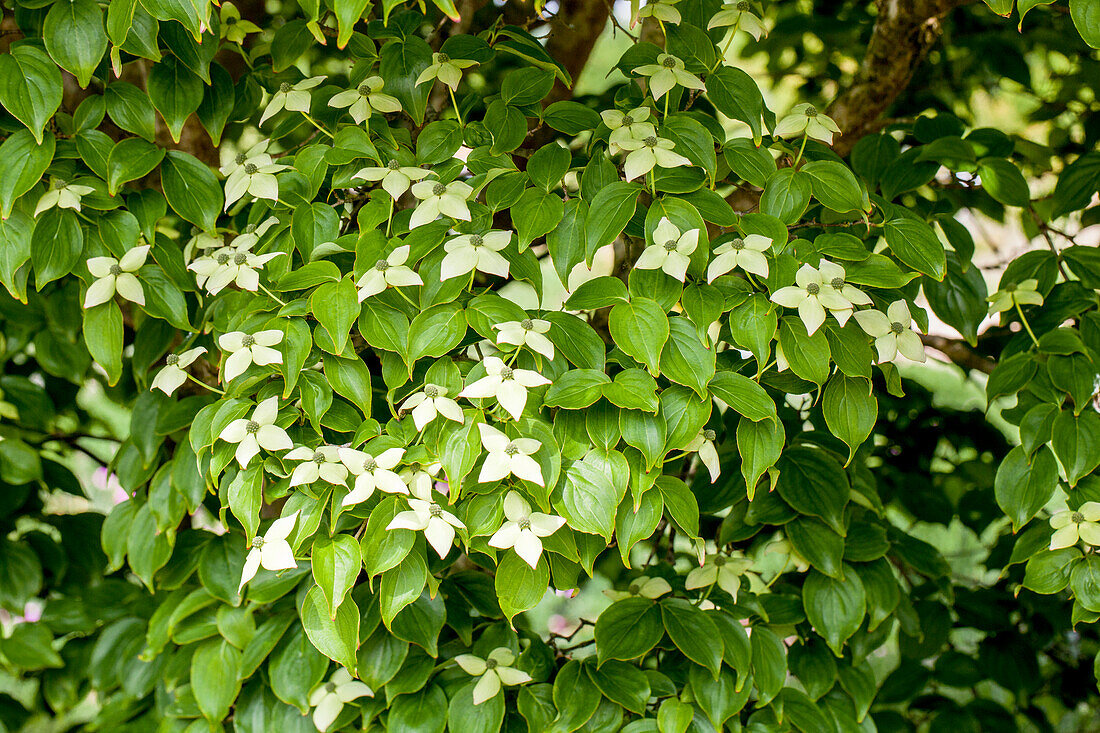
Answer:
[54, 179, 68, 189]
[662, 56, 677, 68]
[703, 429, 716, 441]
[217, 253, 231, 265]
[166, 354, 180, 366]
[388, 160, 401, 170]
[242, 335, 256, 348]
[1005, 283, 1017, 292]
[245, 420, 260, 434]
[244, 163, 259, 175]
[518, 517, 531, 531]
[805, 282, 820, 295]
[234, 252, 248, 265]
[805, 106, 818, 117]
[376, 259, 390, 271]
[437, 53, 450, 63]
[358, 83, 371, 95]
[109, 264, 123, 276]
[245, 223, 258, 233]
[736, 0, 750, 9]
[432, 182, 446, 196]
[730, 238, 745, 251]
[226, 16, 238, 24]
[364, 458, 378, 472]
[312, 451, 326, 464]
[251, 536, 264, 549]
[622, 115, 634, 126]
[324, 682, 337, 693]
[890, 322, 905, 334]
[279, 82, 292, 93]
[714, 556, 727, 567]
[424, 385, 439, 398]
[663, 239, 678, 251]
[520, 319, 533, 330]
[500, 366, 514, 380]
[470, 234, 484, 247]
[830, 277, 845, 289]
[1073, 511, 1085, 524]
[644, 136, 659, 148]
[484, 658, 498, 670]
[505, 443, 518, 456]
[235, 153, 247, 165]
[429, 503, 443, 517]
[628, 583, 641, 595]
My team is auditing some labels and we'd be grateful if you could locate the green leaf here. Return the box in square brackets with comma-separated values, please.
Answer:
[978, 158, 1030, 207]
[379, 37, 433, 125]
[923, 253, 988, 346]
[544, 370, 611, 410]
[560, 458, 620, 540]
[301, 585, 360, 673]
[1071, 0, 1100, 48]
[448, 681, 505, 733]
[513, 188, 564, 250]
[161, 150, 223, 230]
[148, 56, 204, 144]
[778, 317, 831, 385]
[688, 666, 747, 730]
[0, 131, 54, 220]
[32, 207, 82, 290]
[106, 138, 164, 196]
[803, 567, 866, 655]
[728, 293, 776, 369]
[802, 160, 867, 213]
[660, 317, 715, 397]
[527, 143, 571, 192]
[585, 182, 640, 261]
[553, 661, 601, 731]
[311, 534, 361, 619]
[501, 67, 555, 106]
[737, 416, 783, 500]
[0, 624, 63, 670]
[594, 598, 664, 665]
[884, 219, 946, 281]
[761, 169, 811, 225]
[105, 81, 157, 141]
[821, 375, 877, 465]
[191, 639, 242, 721]
[995, 445, 1059, 531]
[310, 278, 359, 355]
[709, 372, 777, 423]
[44, 0, 107, 89]
[707, 67, 765, 143]
[750, 626, 786, 705]
[495, 551, 549, 624]
[408, 303, 466, 365]
[662, 114, 717, 183]
[196, 63, 236, 146]
[609, 298, 669, 376]
[322, 353, 373, 417]
[660, 598, 722, 678]
[0, 45, 63, 143]
[788, 517, 845, 579]
[776, 446, 849, 536]
[586, 659, 650, 714]
[544, 312, 606, 372]
[380, 549, 427, 624]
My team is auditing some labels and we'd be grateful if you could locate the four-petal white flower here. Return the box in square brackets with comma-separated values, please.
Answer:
[685, 553, 755, 601]
[854, 300, 927, 363]
[218, 329, 284, 383]
[460, 357, 550, 421]
[354, 160, 431, 201]
[635, 218, 699, 282]
[415, 52, 478, 90]
[238, 511, 299, 593]
[455, 648, 532, 705]
[410, 180, 473, 228]
[85, 245, 149, 309]
[706, 234, 771, 282]
[477, 423, 544, 486]
[603, 576, 672, 602]
[441, 231, 512, 281]
[260, 76, 326, 125]
[356, 245, 424, 301]
[219, 396, 293, 467]
[686, 428, 720, 483]
[632, 54, 705, 100]
[1050, 503, 1100, 550]
[773, 103, 841, 145]
[493, 318, 554, 360]
[338, 447, 407, 505]
[152, 347, 207, 396]
[35, 178, 94, 217]
[328, 76, 401, 124]
[285, 445, 349, 487]
[618, 134, 692, 182]
[386, 482, 466, 558]
[402, 384, 464, 431]
[488, 491, 565, 568]
[770, 262, 852, 335]
[308, 668, 373, 732]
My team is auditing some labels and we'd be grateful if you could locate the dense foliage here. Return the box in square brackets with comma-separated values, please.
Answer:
[1, 0, 1100, 730]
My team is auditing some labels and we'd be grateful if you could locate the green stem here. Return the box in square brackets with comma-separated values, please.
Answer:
[711, 19, 741, 73]
[394, 286, 418, 309]
[302, 113, 334, 139]
[448, 86, 464, 126]
[186, 373, 225, 395]
[793, 135, 808, 167]
[1014, 300, 1040, 347]
[257, 282, 287, 307]
[385, 197, 394, 238]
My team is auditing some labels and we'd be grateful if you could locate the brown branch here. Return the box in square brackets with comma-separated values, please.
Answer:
[542, 0, 613, 103]
[919, 333, 996, 374]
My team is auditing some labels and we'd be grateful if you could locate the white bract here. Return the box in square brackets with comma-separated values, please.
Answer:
[818, 259, 871, 324]
[401, 461, 443, 497]
[477, 423, 544, 486]
[633, 0, 681, 26]
[1049, 503, 1100, 550]
[632, 54, 705, 100]
[410, 180, 473, 228]
[386, 483, 466, 558]
[328, 76, 401, 124]
[415, 52, 478, 90]
[308, 668, 373, 732]
[338, 447, 407, 505]
[441, 231, 512, 281]
[493, 319, 554, 360]
[708, 1, 768, 40]
[635, 218, 699, 282]
[223, 157, 289, 209]
[603, 576, 672, 602]
[988, 278, 1044, 314]
[770, 262, 852, 335]
[238, 511, 298, 593]
[219, 2, 262, 44]
[455, 647, 532, 705]
[488, 491, 565, 568]
[618, 134, 692, 182]
[460, 356, 551, 421]
[218, 329, 284, 383]
[685, 553, 755, 601]
[285, 445, 348, 487]
[220, 396, 293, 467]
[854, 300, 927, 363]
[260, 76, 325, 125]
[354, 160, 431, 200]
[686, 428, 720, 482]
[401, 384, 464, 431]
[356, 245, 423, 301]
[189, 239, 284, 294]
[772, 103, 841, 145]
[84, 245, 149, 309]
[152, 347, 207, 396]
[706, 234, 772, 281]
[601, 107, 657, 154]
[35, 179, 94, 216]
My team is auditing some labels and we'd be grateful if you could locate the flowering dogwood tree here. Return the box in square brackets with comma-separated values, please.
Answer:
[2, 0, 1100, 730]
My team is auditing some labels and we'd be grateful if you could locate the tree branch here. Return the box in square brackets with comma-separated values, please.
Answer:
[542, 0, 612, 103]
[919, 333, 996, 374]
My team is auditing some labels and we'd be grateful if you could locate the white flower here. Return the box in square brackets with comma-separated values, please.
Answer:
[632, 54, 705, 101]
[770, 263, 852, 336]
[635, 218, 699, 282]
[477, 423, 544, 486]
[460, 357, 550, 422]
[328, 76, 401, 124]
[238, 511, 298, 593]
[219, 2, 262, 44]
[223, 156, 289, 209]
[618, 134, 692, 182]
[355, 245, 423, 301]
[35, 178, 94, 216]
[708, 1, 767, 40]
[455, 648, 531, 705]
[410, 180, 473, 228]
[189, 240, 284, 295]
[338, 447, 406, 505]
[285, 445, 348, 487]
[603, 576, 672, 602]
[260, 76, 326, 125]
[401, 384, 464, 431]
[488, 491, 565, 568]
[220, 140, 271, 178]
[707, 234, 771, 282]
[309, 668, 373, 732]
[633, 0, 681, 26]
[218, 329, 284, 383]
[386, 482, 466, 558]
[151, 347, 207, 396]
[854, 300, 927, 363]
[219, 396, 293, 467]
[773, 103, 841, 145]
[184, 228, 225, 261]
[686, 428, 720, 482]
[401, 461, 443, 497]
[988, 278, 1043, 314]
[817, 259, 872, 325]
[441, 231, 512, 281]
[415, 52, 478, 90]
[493, 318, 554, 360]
[84, 245, 149, 309]
[228, 217, 280, 250]
[1050, 503, 1100, 550]
[685, 553, 755, 601]
[354, 160, 431, 201]
[601, 107, 658, 155]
